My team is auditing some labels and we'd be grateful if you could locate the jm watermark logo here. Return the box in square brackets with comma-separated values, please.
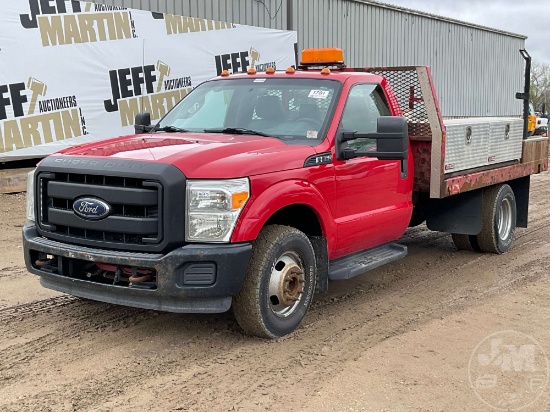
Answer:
[469, 330, 549, 410]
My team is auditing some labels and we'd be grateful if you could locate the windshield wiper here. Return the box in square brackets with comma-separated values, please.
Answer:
[152, 125, 190, 133]
[203, 127, 273, 138]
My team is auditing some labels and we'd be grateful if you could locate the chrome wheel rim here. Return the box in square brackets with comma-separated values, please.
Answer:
[268, 252, 305, 317]
[497, 198, 513, 240]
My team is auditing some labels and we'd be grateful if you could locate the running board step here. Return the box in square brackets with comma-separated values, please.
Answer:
[328, 243, 407, 280]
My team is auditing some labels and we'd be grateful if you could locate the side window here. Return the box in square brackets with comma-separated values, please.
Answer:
[340, 84, 391, 152]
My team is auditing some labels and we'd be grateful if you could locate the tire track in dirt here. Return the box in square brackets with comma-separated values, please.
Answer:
[0, 267, 27, 279]
[0, 295, 77, 323]
[1, 302, 157, 349]
[0, 298, 166, 404]
[0, 310, 243, 410]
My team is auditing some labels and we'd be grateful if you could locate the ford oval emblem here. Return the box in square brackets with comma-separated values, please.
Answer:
[73, 197, 111, 220]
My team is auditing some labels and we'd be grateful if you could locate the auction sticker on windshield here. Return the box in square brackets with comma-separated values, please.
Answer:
[308, 90, 329, 99]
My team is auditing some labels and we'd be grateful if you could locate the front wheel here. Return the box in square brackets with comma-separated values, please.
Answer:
[233, 225, 316, 339]
[476, 184, 516, 254]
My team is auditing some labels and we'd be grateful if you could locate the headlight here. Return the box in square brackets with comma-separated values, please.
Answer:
[26, 169, 36, 222]
[186, 178, 250, 242]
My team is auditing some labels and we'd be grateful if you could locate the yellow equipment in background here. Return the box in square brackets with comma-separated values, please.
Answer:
[528, 103, 536, 136]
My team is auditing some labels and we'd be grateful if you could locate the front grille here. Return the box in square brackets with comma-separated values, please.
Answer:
[38, 172, 162, 247]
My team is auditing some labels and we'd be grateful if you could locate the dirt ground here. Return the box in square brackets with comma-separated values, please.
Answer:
[1, 174, 550, 412]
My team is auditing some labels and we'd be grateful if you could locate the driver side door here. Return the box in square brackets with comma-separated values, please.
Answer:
[334, 84, 412, 258]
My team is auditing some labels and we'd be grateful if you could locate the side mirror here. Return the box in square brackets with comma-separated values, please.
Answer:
[336, 117, 409, 161]
[134, 112, 152, 134]
[368, 117, 408, 160]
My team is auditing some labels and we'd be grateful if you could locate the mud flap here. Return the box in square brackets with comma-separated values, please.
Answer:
[508, 176, 530, 228]
[426, 189, 482, 235]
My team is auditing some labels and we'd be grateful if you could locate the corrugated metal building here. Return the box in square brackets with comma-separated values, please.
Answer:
[94, 0, 527, 118]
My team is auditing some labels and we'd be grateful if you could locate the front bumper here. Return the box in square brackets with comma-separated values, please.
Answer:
[23, 223, 252, 313]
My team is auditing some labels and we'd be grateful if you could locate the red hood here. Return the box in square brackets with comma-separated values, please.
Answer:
[57, 133, 318, 178]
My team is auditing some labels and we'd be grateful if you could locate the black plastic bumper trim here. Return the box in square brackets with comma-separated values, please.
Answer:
[23, 224, 252, 314]
[40, 277, 231, 314]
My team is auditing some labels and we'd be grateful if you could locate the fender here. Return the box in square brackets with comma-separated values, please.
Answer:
[231, 179, 336, 249]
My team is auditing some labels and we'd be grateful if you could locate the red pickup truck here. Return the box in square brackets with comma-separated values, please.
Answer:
[23, 48, 548, 338]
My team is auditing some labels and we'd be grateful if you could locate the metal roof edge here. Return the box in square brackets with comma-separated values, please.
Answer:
[349, 0, 528, 40]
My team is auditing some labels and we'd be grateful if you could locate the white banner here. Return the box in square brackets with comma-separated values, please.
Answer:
[0, 1, 298, 161]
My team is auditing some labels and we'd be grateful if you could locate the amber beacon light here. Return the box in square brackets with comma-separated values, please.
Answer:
[300, 47, 344, 66]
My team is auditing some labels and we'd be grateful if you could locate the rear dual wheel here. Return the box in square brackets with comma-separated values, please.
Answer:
[452, 184, 516, 254]
[477, 184, 516, 254]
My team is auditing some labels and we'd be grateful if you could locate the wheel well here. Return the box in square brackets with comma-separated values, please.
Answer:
[264, 204, 323, 237]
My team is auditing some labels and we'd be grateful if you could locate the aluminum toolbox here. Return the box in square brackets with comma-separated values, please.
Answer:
[443, 117, 523, 173]
[487, 118, 523, 165]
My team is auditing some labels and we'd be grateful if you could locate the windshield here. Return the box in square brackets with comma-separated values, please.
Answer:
[157, 78, 341, 145]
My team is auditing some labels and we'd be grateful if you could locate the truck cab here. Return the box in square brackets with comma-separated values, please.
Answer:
[148, 60, 412, 256]
[23, 48, 548, 338]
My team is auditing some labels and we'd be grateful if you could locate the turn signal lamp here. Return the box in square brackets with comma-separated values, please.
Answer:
[232, 192, 249, 209]
[301, 48, 344, 65]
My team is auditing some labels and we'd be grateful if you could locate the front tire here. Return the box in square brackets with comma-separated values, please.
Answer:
[233, 225, 316, 339]
[476, 184, 516, 254]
